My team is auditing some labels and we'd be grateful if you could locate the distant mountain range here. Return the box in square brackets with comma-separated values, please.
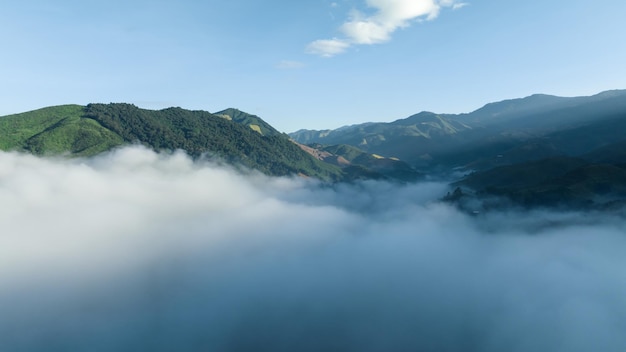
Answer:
[290, 90, 626, 211]
[290, 90, 626, 170]
[2, 89, 626, 210]
[290, 90, 626, 210]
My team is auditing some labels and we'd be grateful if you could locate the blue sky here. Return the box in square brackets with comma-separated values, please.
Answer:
[1, 0, 625, 132]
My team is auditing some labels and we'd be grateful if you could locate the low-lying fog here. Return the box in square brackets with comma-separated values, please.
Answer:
[1, 146, 625, 351]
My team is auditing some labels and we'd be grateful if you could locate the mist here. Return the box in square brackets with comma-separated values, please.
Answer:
[1, 146, 625, 352]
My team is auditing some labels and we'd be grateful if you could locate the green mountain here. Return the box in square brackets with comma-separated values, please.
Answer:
[214, 108, 282, 136]
[0, 103, 344, 180]
[0, 103, 424, 182]
[0, 104, 124, 156]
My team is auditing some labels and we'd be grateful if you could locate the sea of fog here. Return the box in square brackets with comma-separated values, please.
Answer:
[1, 146, 625, 351]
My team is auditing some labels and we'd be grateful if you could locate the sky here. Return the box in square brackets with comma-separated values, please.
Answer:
[2, 146, 626, 351]
[1, 0, 626, 132]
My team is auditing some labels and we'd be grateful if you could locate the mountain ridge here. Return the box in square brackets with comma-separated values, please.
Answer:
[290, 89, 626, 170]
[0, 103, 425, 182]
[2, 89, 626, 209]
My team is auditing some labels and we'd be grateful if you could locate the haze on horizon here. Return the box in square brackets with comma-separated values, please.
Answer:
[2, 0, 626, 131]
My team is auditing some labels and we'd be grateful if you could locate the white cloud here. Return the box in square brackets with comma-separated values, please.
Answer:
[308, 0, 468, 56]
[306, 38, 350, 57]
[450, 1, 468, 10]
[2, 147, 626, 351]
[276, 60, 306, 69]
[341, 17, 394, 44]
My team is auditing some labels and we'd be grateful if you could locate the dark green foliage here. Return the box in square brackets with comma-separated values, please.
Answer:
[458, 157, 589, 190]
[457, 156, 626, 209]
[83, 103, 343, 180]
[339, 165, 387, 182]
[583, 140, 626, 164]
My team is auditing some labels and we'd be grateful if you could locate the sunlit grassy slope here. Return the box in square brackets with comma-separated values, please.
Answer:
[0, 105, 124, 156]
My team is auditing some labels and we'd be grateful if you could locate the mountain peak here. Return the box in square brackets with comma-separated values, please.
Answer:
[214, 108, 281, 136]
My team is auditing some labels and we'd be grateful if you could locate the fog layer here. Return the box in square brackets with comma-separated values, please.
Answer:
[1, 147, 625, 351]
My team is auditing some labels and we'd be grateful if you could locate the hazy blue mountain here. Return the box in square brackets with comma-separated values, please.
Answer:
[288, 89, 626, 209]
[453, 157, 626, 210]
[290, 112, 470, 149]
[456, 90, 626, 138]
[290, 90, 626, 171]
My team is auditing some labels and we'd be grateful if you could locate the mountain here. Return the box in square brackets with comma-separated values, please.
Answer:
[290, 112, 470, 148]
[453, 157, 626, 210]
[0, 103, 344, 180]
[290, 112, 473, 169]
[290, 89, 626, 209]
[461, 90, 626, 129]
[0, 104, 124, 156]
[451, 136, 626, 210]
[214, 108, 282, 136]
[290, 90, 626, 171]
[3, 89, 626, 209]
[294, 142, 423, 182]
[0, 103, 425, 182]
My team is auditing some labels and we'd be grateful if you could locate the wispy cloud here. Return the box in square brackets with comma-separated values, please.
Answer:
[276, 60, 306, 69]
[306, 38, 351, 57]
[452, 2, 468, 10]
[308, 0, 468, 57]
[441, 0, 469, 10]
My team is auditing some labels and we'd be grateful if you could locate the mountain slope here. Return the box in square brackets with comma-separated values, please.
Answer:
[83, 103, 343, 179]
[294, 142, 423, 182]
[290, 112, 470, 149]
[319, 144, 423, 182]
[460, 90, 626, 129]
[455, 150, 626, 210]
[0, 105, 124, 156]
[0, 104, 344, 180]
[290, 112, 472, 169]
[214, 108, 282, 136]
[290, 90, 626, 171]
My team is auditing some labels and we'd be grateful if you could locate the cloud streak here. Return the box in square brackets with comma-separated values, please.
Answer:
[1, 146, 626, 351]
[276, 60, 306, 69]
[307, 0, 468, 57]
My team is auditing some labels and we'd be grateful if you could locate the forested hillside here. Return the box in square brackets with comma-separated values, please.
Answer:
[0, 104, 344, 180]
